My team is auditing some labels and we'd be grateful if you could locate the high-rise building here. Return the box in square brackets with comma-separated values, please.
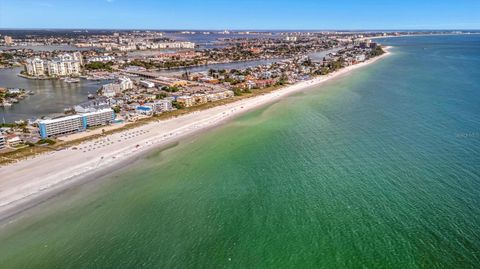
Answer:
[25, 58, 47, 76]
[25, 53, 82, 77]
[73, 51, 84, 66]
[38, 108, 115, 138]
[4, 35, 13, 45]
[47, 54, 82, 77]
[101, 76, 133, 97]
[285, 36, 298, 42]
[118, 76, 134, 91]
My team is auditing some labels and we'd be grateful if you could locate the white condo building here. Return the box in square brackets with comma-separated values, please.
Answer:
[102, 83, 121, 97]
[47, 54, 82, 77]
[151, 99, 173, 112]
[38, 115, 84, 138]
[38, 108, 115, 138]
[157, 42, 195, 49]
[4, 35, 13, 45]
[102, 76, 133, 97]
[25, 58, 47, 76]
[25, 53, 83, 77]
[118, 76, 134, 91]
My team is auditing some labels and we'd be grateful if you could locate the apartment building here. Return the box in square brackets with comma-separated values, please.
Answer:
[39, 115, 84, 139]
[39, 108, 114, 138]
[151, 99, 173, 113]
[176, 96, 195, 108]
[25, 53, 82, 77]
[25, 58, 47, 76]
[47, 54, 82, 77]
[102, 77, 133, 97]
[83, 109, 115, 128]
[4, 35, 13, 45]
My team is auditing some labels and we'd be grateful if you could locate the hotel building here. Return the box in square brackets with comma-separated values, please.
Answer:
[39, 108, 115, 139]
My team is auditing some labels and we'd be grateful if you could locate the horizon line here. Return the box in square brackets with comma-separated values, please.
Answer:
[1, 27, 479, 32]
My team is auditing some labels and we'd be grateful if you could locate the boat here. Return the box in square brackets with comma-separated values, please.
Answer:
[64, 77, 80, 83]
[0, 102, 13, 107]
[87, 93, 95, 99]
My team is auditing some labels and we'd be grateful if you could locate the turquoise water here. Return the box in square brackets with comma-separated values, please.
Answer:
[0, 35, 479, 268]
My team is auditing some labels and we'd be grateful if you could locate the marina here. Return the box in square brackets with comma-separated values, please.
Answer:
[0, 67, 109, 122]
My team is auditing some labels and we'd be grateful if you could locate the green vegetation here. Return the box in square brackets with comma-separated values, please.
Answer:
[125, 59, 202, 70]
[314, 67, 331, 76]
[37, 139, 56, 145]
[84, 61, 114, 71]
[0, 53, 14, 60]
[155, 93, 168, 99]
[25, 142, 35, 147]
[161, 86, 181, 93]
[222, 77, 240, 85]
[323, 58, 344, 72]
[112, 106, 121, 113]
[302, 58, 313, 67]
[0, 52, 14, 66]
[172, 100, 182, 109]
[232, 88, 243, 96]
[369, 46, 385, 57]
[127, 60, 156, 69]
[276, 74, 289, 86]
[0, 146, 52, 166]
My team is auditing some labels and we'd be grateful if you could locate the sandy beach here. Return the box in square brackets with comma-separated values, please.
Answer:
[0, 48, 391, 221]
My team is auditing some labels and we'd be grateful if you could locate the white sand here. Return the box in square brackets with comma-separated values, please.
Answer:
[0, 48, 391, 219]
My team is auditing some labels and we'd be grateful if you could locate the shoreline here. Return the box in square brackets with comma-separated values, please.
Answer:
[0, 47, 392, 223]
[370, 32, 480, 40]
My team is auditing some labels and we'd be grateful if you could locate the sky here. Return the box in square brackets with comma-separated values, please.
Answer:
[0, 0, 479, 30]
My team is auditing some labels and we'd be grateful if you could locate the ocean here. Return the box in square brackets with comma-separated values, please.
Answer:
[0, 35, 479, 268]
